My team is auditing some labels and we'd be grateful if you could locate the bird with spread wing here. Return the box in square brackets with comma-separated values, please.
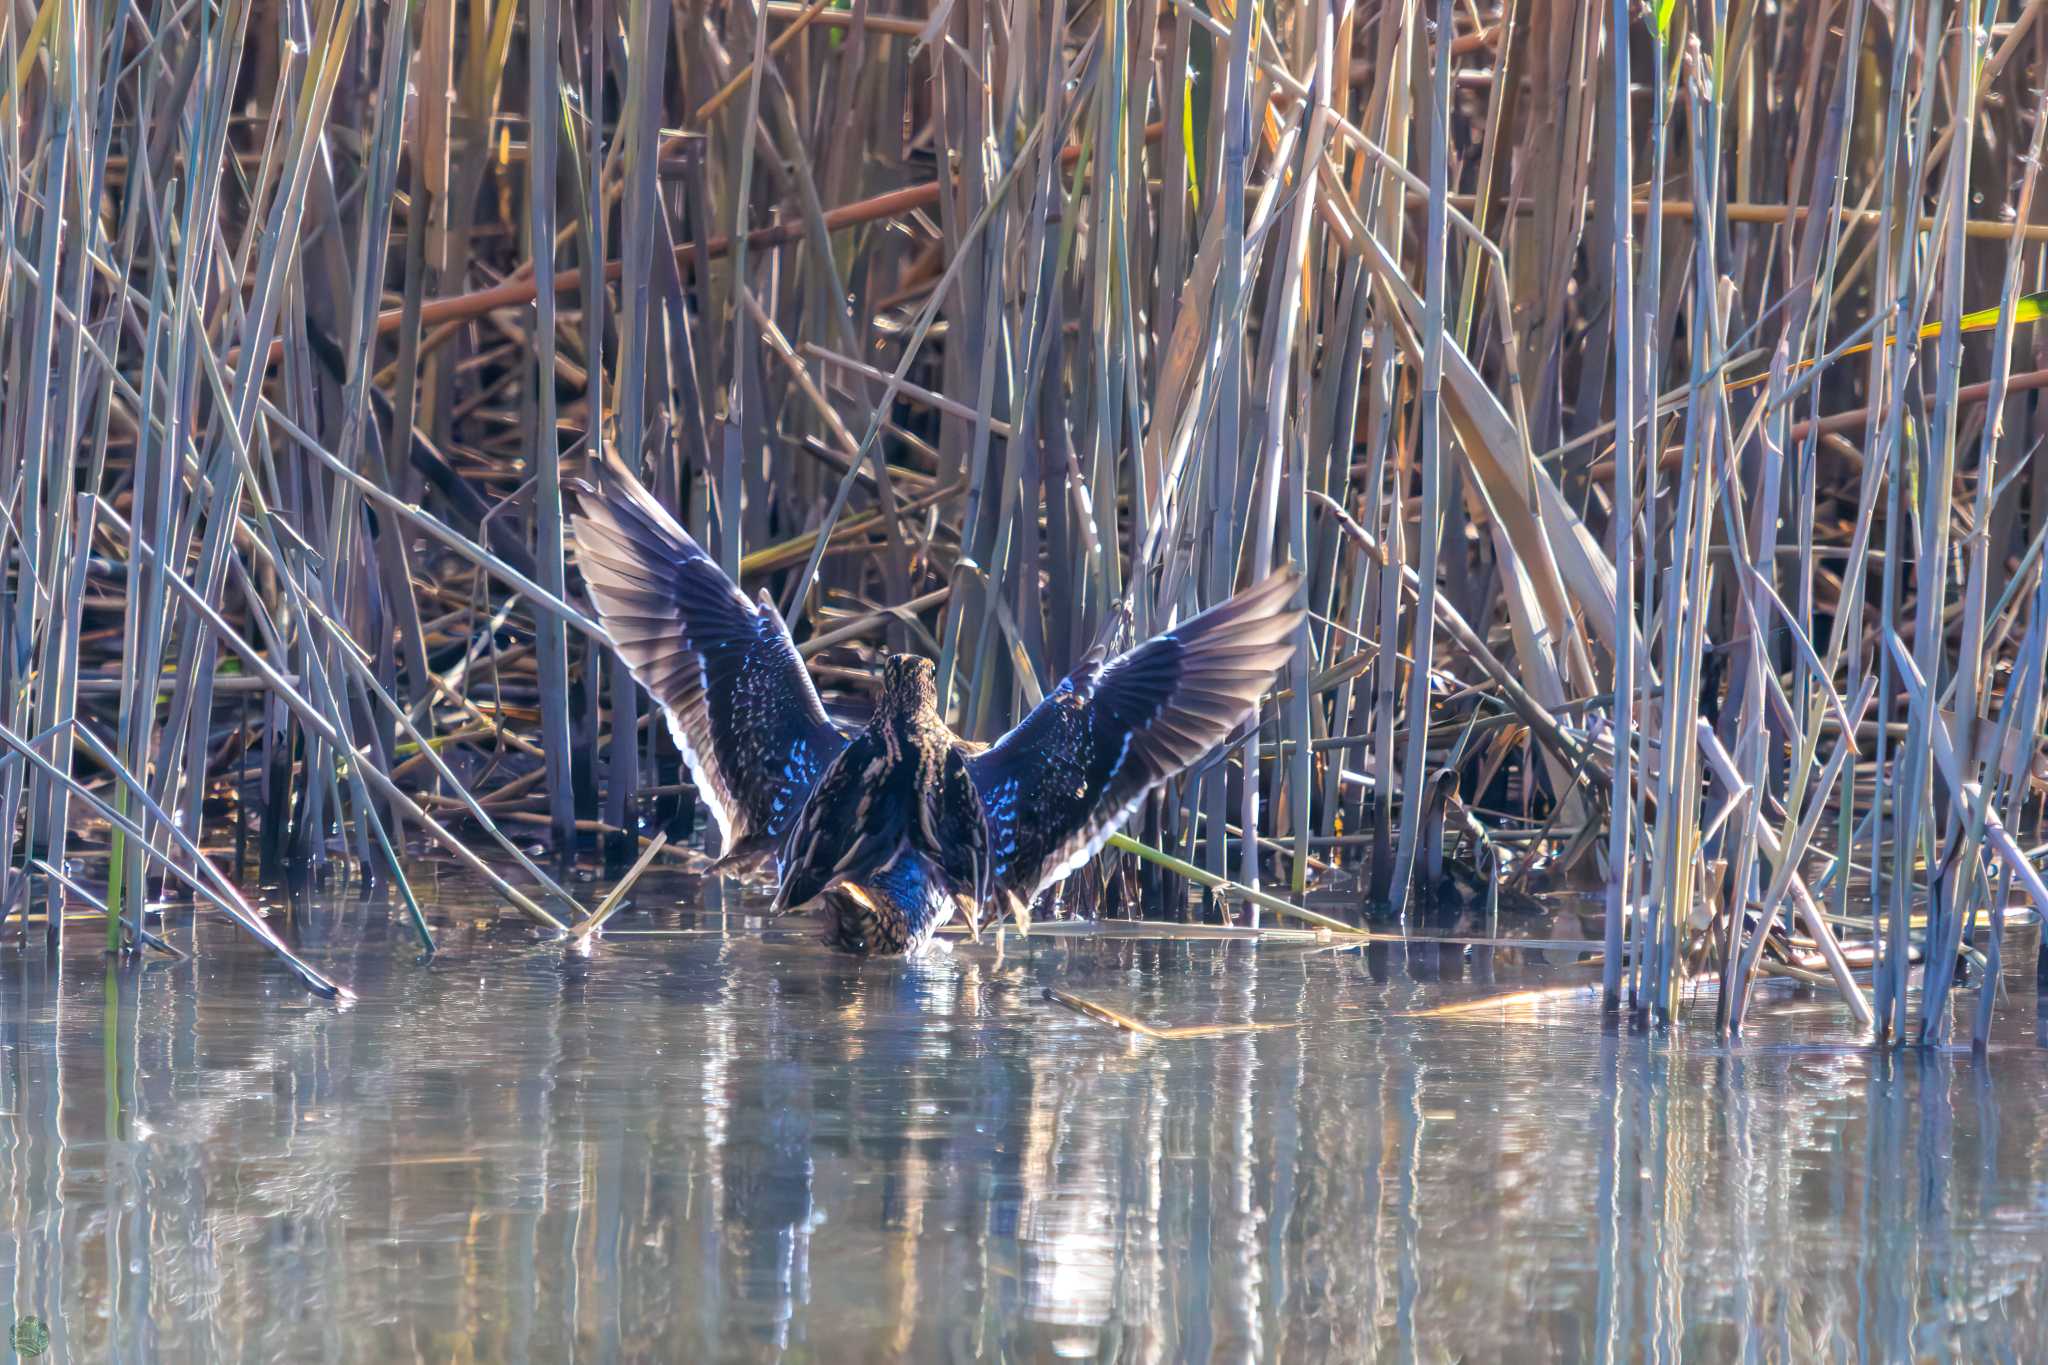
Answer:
[569, 458, 1303, 955]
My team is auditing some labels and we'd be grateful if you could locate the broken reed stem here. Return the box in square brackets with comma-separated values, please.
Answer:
[1044, 987, 1376, 1038]
[572, 832, 670, 947]
[1104, 833, 1363, 937]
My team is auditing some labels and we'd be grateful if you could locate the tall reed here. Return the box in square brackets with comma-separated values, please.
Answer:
[2, 0, 2044, 1042]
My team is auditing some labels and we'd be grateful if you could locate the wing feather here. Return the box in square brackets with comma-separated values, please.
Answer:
[570, 458, 846, 862]
[966, 568, 1304, 904]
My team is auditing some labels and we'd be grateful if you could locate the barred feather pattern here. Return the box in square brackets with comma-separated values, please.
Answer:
[969, 568, 1303, 908]
[569, 461, 846, 868]
[819, 855, 974, 955]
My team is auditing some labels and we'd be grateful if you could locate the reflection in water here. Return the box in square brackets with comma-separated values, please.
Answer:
[3, 870, 2047, 1361]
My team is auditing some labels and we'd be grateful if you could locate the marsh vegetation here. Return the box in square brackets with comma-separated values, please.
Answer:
[1, 0, 2045, 1043]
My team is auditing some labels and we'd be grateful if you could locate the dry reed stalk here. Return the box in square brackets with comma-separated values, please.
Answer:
[0, 0, 2040, 1045]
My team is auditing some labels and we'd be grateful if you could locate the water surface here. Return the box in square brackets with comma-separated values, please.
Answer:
[5, 867, 2047, 1361]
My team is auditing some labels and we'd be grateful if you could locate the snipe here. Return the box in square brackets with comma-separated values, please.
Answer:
[570, 458, 1302, 955]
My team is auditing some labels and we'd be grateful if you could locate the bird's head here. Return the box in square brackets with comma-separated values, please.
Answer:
[878, 653, 940, 718]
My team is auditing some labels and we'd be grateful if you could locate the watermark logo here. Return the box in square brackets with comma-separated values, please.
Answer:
[10, 1316, 49, 1357]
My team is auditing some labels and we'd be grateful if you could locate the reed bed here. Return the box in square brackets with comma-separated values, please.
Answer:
[2, 0, 2045, 1041]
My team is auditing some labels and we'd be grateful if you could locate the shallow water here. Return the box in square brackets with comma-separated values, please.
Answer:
[4, 866, 2048, 1362]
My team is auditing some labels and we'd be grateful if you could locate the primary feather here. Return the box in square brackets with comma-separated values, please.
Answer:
[968, 568, 1303, 915]
[568, 455, 846, 870]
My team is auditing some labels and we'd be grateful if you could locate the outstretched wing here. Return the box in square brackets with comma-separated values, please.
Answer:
[570, 459, 846, 863]
[968, 568, 1303, 907]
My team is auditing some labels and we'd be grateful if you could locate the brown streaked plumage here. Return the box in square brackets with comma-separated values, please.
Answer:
[570, 457, 1303, 955]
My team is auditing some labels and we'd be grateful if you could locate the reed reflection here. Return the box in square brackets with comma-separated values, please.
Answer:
[2, 891, 2046, 1362]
